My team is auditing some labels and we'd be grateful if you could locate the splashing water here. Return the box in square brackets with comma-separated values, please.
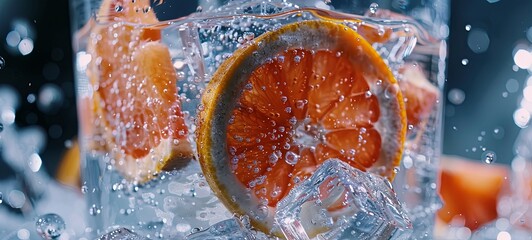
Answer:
[35, 213, 66, 239]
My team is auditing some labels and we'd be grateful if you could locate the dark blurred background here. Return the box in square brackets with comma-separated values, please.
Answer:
[0, 0, 532, 178]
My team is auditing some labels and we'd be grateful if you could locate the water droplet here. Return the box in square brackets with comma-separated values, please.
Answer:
[467, 28, 490, 53]
[461, 59, 469, 65]
[35, 213, 65, 240]
[506, 78, 519, 93]
[369, 3, 379, 14]
[37, 84, 64, 114]
[0, 56, 5, 69]
[27, 93, 36, 103]
[294, 55, 301, 63]
[243, 32, 255, 41]
[115, 5, 123, 12]
[18, 38, 34, 55]
[364, 91, 372, 98]
[514, 108, 530, 128]
[196, 5, 203, 12]
[482, 150, 497, 164]
[89, 204, 101, 216]
[269, 152, 279, 164]
[448, 88, 466, 105]
[81, 185, 88, 194]
[17, 229, 30, 240]
[393, 167, 400, 173]
[8, 190, 26, 208]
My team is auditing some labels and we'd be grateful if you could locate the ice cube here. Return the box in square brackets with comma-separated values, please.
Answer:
[274, 159, 412, 240]
[97, 228, 149, 240]
[186, 217, 255, 240]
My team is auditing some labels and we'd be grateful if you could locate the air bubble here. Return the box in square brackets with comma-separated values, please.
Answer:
[285, 151, 300, 165]
[89, 204, 101, 216]
[461, 59, 469, 65]
[35, 213, 65, 240]
[269, 153, 279, 164]
[369, 3, 379, 14]
[81, 185, 88, 194]
[465, 25, 471, 31]
[115, 5, 123, 12]
[296, 100, 305, 109]
[482, 150, 497, 164]
[0, 123, 3, 132]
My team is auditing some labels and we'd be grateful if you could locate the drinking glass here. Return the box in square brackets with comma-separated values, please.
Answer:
[69, 0, 449, 238]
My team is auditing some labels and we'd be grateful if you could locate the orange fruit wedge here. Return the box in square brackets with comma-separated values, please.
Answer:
[197, 20, 407, 236]
[85, 0, 193, 182]
[437, 155, 510, 231]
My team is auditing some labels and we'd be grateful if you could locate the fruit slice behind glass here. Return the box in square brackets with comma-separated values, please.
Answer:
[197, 20, 407, 236]
[86, 0, 192, 182]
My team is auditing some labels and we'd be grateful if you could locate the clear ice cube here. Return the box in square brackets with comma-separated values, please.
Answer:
[186, 217, 255, 240]
[97, 228, 149, 240]
[274, 159, 412, 240]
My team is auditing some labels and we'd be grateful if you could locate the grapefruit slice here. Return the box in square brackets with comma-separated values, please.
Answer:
[398, 62, 439, 129]
[197, 20, 406, 235]
[437, 155, 510, 231]
[86, 0, 193, 182]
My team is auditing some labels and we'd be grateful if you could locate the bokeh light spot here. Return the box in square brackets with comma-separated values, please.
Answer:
[467, 28, 490, 53]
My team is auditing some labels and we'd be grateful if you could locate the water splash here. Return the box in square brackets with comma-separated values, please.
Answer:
[35, 213, 66, 240]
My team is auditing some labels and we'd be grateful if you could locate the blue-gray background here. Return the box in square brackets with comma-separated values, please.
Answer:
[0, 0, 531, 179]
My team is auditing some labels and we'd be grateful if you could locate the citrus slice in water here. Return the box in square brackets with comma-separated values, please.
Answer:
[438, 155, 510, 231]
[86, 0, 193, 182]
[197, 20, 407, 235]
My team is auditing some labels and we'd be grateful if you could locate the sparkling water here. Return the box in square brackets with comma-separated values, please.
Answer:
[73, 0, 445, 238]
